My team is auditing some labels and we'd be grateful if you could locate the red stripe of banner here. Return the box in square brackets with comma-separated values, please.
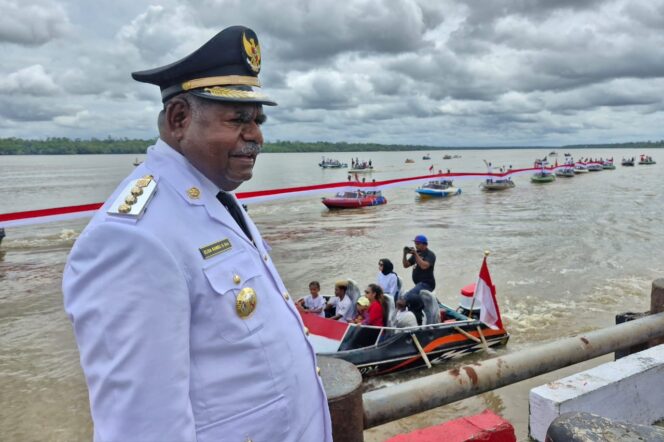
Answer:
[0, 203, 103, 222]
[0, 164, 592, 227]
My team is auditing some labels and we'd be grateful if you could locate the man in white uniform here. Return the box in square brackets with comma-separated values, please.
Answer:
[326, 280, 355, 322]
[63, 26, 331, 442]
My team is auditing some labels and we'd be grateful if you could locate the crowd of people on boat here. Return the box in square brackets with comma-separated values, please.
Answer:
[296, 234, 436, 329]
[350, 158, 372, 169]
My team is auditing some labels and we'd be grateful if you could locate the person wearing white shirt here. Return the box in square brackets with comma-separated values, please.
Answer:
[377, 258, 399, 297]
[325, 281, 354, 322]
[297, 281, 326, 317]
[395, 298, 418, 328]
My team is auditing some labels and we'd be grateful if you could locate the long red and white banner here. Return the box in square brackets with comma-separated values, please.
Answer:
[0, 163, 603, 228]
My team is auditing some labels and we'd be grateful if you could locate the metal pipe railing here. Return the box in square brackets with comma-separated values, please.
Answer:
[363, 309, 664, 428]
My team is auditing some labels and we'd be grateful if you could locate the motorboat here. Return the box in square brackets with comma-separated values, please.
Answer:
[587, 163, 603, 172]
[319, 157, 348, 168]
[621, 158, 635, 166]
[300, 283, 508, 377]
[639, 155, 656, 165]
[322, 190, 386, 209]
[422, 154, 431, 160]
[480, 178, 515, 191]
[555, 167, 575, 177]
[405, 159, 415, 163]
[531, 172, 556, 183]
[442, 154, 452, 160]
[573, 164, 589, 173]
[415, 180, 461, 198]
[602, 161, 616, 170]
[349, 161, 374, 173]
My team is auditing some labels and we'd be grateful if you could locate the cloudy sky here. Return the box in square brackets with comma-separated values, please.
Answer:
[2, 0, 664, 147]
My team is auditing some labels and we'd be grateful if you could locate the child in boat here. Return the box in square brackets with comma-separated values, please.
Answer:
[352, 296, 371, 324]
[297, 281, 326, 317]
[395, 298, 417, 328]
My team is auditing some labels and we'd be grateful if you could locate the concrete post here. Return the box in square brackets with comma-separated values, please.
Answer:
[650, 278, 664, 348]
[318, 356, 364, 442]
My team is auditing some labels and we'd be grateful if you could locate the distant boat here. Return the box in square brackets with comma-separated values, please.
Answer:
[621, 158, 635, 166]
[422, 154, 431, 160]
[416, 180, 461, 198]
[133, 158, 142, 166]
[549, 151, 557, 156]
[531, 172, 556, 183]
[405, 159, 415, 163]
[319, 157, 348, 168]
[481, 179, 515, 191]
[442, 154, 452, 160]
[555, 168, 575, 177]
[322, 190, 386, 209]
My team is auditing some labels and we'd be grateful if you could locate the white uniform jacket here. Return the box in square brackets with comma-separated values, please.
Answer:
[63, 140, 332, 442]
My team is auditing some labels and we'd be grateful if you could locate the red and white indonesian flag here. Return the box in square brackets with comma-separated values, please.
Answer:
[300, 312, 350, 353]
[473, 256, 504, 330]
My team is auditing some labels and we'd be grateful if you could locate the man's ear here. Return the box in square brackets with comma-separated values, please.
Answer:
[165, 96, 192, 141]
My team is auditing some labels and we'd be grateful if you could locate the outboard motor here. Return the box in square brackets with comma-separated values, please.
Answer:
[458, 283, 482, 318]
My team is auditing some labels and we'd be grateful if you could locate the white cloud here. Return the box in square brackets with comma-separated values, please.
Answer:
[0, 0, 70, 45]
[1, 64, 59, 96]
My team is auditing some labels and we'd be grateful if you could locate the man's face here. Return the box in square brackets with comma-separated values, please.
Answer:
[414, 241, 427, 252]
[334, 286, 345, 298]
[177, 100, 266, 191]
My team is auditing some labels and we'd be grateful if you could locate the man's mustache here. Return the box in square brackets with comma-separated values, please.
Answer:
[240, 142, 262, 156]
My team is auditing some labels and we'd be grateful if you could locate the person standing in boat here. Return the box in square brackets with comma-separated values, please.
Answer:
[402, 235, 436, 325]
[62, 26, 331, 442]
[377, 258, 399, 298]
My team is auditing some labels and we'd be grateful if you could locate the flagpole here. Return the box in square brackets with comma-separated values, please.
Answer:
[467, 250, 490, 317]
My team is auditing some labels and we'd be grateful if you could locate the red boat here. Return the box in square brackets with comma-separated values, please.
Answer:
[322, 190, 387, 209]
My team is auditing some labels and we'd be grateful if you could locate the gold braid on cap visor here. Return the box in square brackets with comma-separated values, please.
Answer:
[202, 87, 269, 100]
[182, 75, 261, 90]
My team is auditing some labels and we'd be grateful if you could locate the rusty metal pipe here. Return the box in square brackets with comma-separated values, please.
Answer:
[363, 311, 664, 428]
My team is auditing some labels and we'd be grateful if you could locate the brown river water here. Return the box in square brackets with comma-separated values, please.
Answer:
[1, 149, 662, 440]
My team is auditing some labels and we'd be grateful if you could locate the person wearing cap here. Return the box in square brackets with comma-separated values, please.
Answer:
[325, 280, 354, 322]
[352, 296, 371, 324]
[402, 234, 437, 325]
[63, 26, 331, 442]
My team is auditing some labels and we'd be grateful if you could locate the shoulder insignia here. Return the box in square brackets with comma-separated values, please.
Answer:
[107, 175, 157, 220]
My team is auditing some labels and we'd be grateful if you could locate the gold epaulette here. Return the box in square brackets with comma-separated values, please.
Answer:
[107, 175, 157, 220]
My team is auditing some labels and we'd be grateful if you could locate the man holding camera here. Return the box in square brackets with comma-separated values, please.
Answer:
[402, 235, 436, 325]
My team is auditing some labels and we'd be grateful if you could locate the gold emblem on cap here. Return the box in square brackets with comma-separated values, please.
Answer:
[236, 287, 257, 318]
[125, 195, 137, 205]
[118, 203, 131, 214]
[242, 32, 261, 73]
[187, 187, 201, 199]
[131, 186, 143, 197]
[136, 177, 152, 188]
[233, 274, 241, 284]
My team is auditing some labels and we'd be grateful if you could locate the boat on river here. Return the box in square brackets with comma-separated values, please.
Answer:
[587, 163, 603, 172]
[405, 158, 415, 163]
[443, 154, 452, 160]
[422, 154, 431, 160]
[319, 157, 347, 168]
[555, 167, 575, 177]
[322, 190, 386, 209]
[531, 171, 556, 183]
[415, 180, 461, 198]
[480, 178, 515, 191]
[602, 160, 616, 170]
[621, 158, 635, 166]
[573, 164, 589, 173]
[639, 155, 656, 165]
[133, 158, 142, 166]
[300, 284, 508, 377]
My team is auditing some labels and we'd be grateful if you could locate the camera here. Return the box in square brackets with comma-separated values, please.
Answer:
[404, 246, 413, 253]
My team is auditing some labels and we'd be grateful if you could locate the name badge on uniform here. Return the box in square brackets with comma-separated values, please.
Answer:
[199, 238, 232, 259]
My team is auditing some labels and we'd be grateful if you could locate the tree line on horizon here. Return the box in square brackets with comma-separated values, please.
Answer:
[0, 137, 662, 155]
